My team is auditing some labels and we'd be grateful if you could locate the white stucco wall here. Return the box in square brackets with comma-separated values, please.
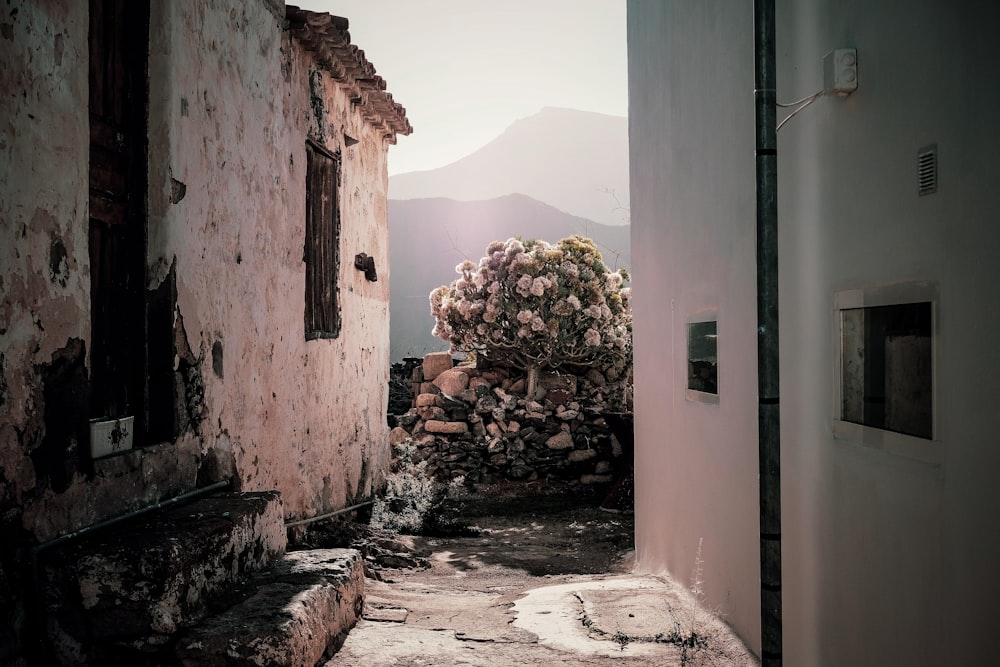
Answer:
[627, 0, 761, 651]
[628, 1, 1000, 665]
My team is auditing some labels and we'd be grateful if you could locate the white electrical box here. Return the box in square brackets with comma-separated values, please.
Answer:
[824, 48, 858, 96]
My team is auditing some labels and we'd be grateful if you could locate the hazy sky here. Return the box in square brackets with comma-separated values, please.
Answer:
[297, 1, 628, 175]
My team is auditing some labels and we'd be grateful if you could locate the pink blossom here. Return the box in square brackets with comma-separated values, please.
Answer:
[584, 328, 601, 346]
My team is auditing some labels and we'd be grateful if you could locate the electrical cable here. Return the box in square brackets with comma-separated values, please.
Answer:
[775, 89, 824, 108]
[776, 91, 824, 132]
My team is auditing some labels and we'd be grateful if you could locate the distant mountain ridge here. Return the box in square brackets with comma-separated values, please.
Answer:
[389, 108, 630, 227]
[389, 194, 631, 362]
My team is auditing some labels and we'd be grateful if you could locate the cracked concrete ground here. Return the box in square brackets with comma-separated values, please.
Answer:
[323, 487, 758, 666]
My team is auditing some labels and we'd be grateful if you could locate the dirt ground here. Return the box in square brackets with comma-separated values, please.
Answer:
[311, 483, 758, 666]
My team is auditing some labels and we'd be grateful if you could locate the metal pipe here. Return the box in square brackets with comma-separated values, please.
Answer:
[31, 478, 232, 556]
[754, 0, 782, 665]
[284, 500, 374, 528]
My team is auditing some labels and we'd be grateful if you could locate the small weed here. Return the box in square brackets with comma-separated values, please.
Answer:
[612, 629, 631, 651]
[370, 441, 475, 536]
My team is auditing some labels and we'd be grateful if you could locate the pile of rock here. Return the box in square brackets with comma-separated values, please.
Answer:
[389, 352, 628, 486]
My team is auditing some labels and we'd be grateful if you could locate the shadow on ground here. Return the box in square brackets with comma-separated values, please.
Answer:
[292, 481, 634, 578]
[426, 484, 634, 576]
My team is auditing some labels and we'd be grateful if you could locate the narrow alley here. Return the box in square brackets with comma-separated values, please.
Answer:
[317, 487, 757, 666]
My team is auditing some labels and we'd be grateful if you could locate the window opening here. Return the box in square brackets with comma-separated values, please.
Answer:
[687, 320, 718, 394]
[840, 302, 932, 439]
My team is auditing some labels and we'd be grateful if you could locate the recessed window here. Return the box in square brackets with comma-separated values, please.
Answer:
[687, 320, 718, 395]
[304, 140, 341, 340]
[840, 302, 932, 439]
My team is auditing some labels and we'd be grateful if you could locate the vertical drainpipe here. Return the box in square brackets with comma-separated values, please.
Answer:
[754, 0, 782, 665]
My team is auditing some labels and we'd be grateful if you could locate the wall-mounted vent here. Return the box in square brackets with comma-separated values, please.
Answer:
[918, 144, 937, 196]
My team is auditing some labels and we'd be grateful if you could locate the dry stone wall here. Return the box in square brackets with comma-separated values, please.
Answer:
[389, 352, 628, 485]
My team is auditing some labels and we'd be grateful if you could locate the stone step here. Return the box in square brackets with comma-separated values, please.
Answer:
[175, 548, 365, 667]
[40, 491, 286, 663]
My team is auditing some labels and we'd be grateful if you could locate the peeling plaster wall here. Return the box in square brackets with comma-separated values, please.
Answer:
[628, 1, 1000, 665]
[146, 0, 392, 522]
[0, 2, 89, 532]
[1, 0, 392, 551]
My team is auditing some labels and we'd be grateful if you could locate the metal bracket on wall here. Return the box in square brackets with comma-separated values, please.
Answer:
[354, 253, 378, 281]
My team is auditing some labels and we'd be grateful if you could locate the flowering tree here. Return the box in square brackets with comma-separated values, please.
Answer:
[430, 236, 632, 395]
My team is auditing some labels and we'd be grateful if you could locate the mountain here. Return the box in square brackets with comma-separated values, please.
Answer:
[389, 108, 630, 227]
[389, 194, 631, 362]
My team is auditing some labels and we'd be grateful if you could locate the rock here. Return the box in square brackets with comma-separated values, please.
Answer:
[424, 420, 469, 435]
[469, 376, 493, 392]
[486, 423, 503, 439]
[545, 432, 574, 450]
[546, 389, 572, 405]
[509, 464, 535, 480]
[580, 473, 613, 485]
[594, 461, 613, 475]
[422, 352, 454, 381]
[586, 369, 607, 387]
[460, 389, 479, 404]
[491, 407, 507, 422]
[415, 393, 438, 407]
[417, 406, 446, 421]
[472, 421, 487, 437]
[480, 371, 503, 385]
[434, 368, 470, 396]
[506, 421, 521, 433]
[476, 394, 498, 413]
[489, 453, 507, 466]
[397, 413, 419, 428]
[508, 378, 526, 394]
[568, 449, 597, 463]
[414, 433, 437, 448]
[525, 400, 545, 414]
[611, 436, 623, 457]
[540, 372, 577, 395]
[493, 388, 517, 410]
[487, 438, 504, 453]
[556, 408, 580, 421]
[388, 427, 410, 446]
[420, 382, 440, 395]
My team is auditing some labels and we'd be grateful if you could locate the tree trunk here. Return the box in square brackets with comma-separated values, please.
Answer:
[526, 364, 540, 400]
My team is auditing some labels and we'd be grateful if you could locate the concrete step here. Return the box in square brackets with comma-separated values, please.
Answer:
[176, 548, 365, 667]
[40, 491, 286, 664]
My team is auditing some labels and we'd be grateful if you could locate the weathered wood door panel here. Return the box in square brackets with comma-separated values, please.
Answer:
[88, 0, 149, 429]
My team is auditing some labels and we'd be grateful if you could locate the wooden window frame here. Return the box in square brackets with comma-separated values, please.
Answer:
[304, 139, 342, 340]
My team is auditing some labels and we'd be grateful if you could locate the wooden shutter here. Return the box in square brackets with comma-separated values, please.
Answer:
[305, 141, 341, 339]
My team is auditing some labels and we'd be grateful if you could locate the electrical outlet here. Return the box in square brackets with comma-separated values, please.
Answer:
[823, 48, 858, 96]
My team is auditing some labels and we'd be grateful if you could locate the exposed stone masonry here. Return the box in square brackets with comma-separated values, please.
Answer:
[389, 352, 629, 486]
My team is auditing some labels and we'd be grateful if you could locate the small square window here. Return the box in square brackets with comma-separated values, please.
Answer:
[687, 320, 718, 395]
[304, 140, 341, 340]
[840, 302, 932, 439]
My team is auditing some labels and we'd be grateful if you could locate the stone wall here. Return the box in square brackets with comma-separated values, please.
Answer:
[389, 352, 629, 486]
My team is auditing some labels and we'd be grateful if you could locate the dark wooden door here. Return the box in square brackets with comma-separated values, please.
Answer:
[88, 0, 149, 428]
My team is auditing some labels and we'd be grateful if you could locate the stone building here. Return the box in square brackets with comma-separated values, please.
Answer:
[627, 2, 1000, 665]
[1, 1, 409, 662]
